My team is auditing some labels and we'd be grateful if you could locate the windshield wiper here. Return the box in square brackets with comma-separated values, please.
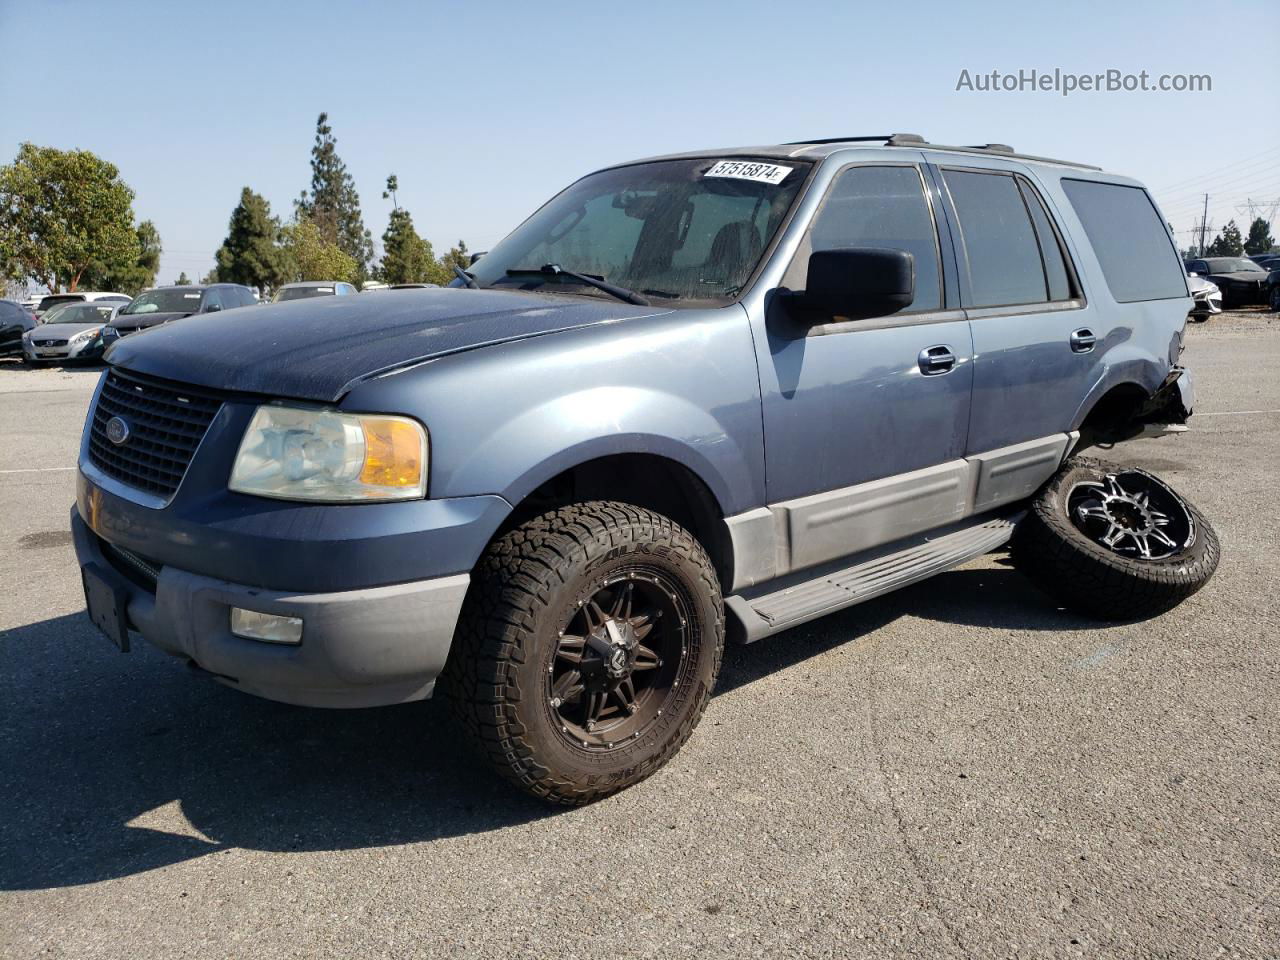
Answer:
[453, 265, 481, 288]
[505, 264, 649, 306]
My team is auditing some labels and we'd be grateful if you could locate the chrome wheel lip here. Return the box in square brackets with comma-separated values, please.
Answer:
[1066, 468, 1195, 560]
[546, 567, 690, 752]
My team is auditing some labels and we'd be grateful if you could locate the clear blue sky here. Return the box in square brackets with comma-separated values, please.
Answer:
[3, 0, 1278, 287]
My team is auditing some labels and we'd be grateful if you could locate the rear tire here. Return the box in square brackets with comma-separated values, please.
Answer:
[1012, 457, 1219, 621]
[442, 501, 724, 805]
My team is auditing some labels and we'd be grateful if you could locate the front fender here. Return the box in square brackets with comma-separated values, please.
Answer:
[341, 307, 767, 516]
[455, 387, 746, 510]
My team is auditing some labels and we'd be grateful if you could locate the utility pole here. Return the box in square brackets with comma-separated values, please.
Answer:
[1198, 193, 1209, 257]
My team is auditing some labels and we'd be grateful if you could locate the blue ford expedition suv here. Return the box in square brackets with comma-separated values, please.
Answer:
[73, 134, 1218, 803]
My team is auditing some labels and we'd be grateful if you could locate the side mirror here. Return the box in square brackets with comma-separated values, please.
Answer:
[799, 248, 915, 321]
[205, 302, 222, 313]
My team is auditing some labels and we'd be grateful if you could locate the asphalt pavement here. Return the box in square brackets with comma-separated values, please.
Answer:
[1, 315, 1277, 959]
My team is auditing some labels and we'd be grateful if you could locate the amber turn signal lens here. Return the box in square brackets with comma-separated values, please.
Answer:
[359, 417, 425, 488]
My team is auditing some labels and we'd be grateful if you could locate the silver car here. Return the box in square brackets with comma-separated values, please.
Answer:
[22, 302, 123, 362]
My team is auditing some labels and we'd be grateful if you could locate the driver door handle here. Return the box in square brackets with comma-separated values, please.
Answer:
[918, 344, 956, 375]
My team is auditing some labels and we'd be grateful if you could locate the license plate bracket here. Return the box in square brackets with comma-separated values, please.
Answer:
[82, 563, 131, 652]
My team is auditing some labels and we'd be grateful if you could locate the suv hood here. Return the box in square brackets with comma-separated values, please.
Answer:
[106, 288, 669, 402]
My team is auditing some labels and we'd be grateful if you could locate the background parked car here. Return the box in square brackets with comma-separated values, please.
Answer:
[0, 299, 38, 357]
[1187, 273, 1223, 321]
[33, 291, 130, 320]
[102, 284, 256, 344]
[271, 281, 357, 302]
[21, 301, 122, 363]
[1267, 265, 1280, 312]
[1184, 257, 1270, 307]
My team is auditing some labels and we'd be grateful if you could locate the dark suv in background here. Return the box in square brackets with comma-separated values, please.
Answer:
[103, 284, 256, 344]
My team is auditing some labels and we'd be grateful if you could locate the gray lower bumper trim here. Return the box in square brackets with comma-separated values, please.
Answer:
[72, 507, 470, 708]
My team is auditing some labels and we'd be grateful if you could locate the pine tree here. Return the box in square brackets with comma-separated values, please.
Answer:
[439, 239, 471, 274]
[378, 174, 439, 284]
[380, 208, 437, 284]
[176, 271, 191, 285]
[1243, 217, 1275, 256]
[295, 113, 374, 279]
[1206, 220, 1245, 257]
[215, 188, 288, 294]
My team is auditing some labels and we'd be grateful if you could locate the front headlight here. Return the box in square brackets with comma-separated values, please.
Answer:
[70, 326, 102, 344]
[229, 404, 428, 502]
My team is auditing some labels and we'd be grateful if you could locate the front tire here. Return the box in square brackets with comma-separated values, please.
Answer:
[443, 502, 724, 805]
[1012, 457, 1219, 621]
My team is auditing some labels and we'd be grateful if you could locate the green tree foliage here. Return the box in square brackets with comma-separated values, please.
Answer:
[377, 173, 442, 284]
[1243, 217, 1276, 256]
[0, 143, 140, 292]
[295, 113, 373, 279]
[282, 218, 358, 284]
[215, 188, 289, 294]
[380, 208, 438, 284]
[1206, 220, 1245, 257]
[200, 268, 219, 284]
[438, 239, 471, 276]
[176, 272, 192, 285]
[80, 219, 163, 294]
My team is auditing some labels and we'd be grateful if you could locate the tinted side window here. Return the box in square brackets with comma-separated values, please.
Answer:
[943, 169, 1046, 308]
[203, 289, 222, 311]
[1061, 179, 1187, 302]
[1018, 180, 1073, 301]
[789, 165, 941, 313]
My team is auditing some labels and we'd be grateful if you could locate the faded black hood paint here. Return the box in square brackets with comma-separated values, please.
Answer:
[111, 311, 195, 332]
[105, 288, 668, 402]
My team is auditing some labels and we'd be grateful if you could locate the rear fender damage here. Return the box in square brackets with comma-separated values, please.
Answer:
[1078, 368, 1194, 450]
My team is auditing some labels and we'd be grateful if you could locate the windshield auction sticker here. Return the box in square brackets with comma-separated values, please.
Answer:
[703, 160, 794, 185]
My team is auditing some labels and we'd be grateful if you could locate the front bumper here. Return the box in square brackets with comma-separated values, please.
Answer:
[22, 337, 104, 361]
[72, 506, 471, 708]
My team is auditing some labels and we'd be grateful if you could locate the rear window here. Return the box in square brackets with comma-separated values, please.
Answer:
[1061, 179, 1187, 302]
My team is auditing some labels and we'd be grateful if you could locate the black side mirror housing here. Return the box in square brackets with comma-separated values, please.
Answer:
[799, 247, 915, 321]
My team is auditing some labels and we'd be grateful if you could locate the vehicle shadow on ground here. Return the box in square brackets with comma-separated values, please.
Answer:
[0, 565, 1087, 891]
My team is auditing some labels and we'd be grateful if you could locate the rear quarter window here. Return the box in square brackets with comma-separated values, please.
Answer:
[1061, 179, 1187, 302]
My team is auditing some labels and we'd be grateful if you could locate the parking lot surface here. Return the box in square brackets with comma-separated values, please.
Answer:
[1, 316, 1277, 959]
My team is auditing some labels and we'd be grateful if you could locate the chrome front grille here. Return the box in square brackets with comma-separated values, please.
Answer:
[88, 369, 224, 499]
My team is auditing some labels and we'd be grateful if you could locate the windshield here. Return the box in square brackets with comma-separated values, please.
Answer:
[120, 289, 205, 315]
[1206, 258, 1266, 273]
[467, 158, 811, 305]
[43, 303, 115, 325]
[38, 294, 82, 312]
[273, 286, 334, 302]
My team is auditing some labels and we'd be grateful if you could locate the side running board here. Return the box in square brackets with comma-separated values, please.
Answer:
[725, 512, 1022, 643]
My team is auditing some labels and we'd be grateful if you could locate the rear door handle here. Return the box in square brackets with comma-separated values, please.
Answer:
[1070, 328, 1097, 353]
[918, 344, 956, 375]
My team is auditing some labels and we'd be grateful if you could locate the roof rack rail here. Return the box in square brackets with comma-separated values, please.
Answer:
[785, 133, 926, 146]
[920, 141, 1100, 170]
[785, 134, 1100, 170]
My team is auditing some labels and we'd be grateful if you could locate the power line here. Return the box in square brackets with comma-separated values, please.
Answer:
[1147, 145, 1280, 193]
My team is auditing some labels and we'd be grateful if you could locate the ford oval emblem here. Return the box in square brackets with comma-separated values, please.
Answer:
[105, 416, 131, 445]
